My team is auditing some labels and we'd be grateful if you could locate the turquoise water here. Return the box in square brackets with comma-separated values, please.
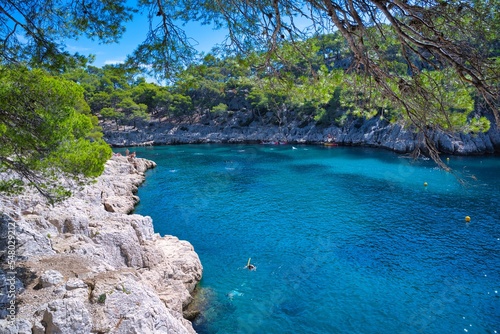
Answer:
[126, 145, 500, 334]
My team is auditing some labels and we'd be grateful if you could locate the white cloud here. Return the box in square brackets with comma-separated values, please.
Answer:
[104, 58, 126, 65]
[65, 44, 92, 53]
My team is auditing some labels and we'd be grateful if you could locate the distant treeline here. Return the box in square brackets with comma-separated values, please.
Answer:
[63, 29, 494, 134]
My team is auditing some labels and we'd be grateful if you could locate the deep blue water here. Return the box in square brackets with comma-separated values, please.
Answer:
[122, 145, 500, 334]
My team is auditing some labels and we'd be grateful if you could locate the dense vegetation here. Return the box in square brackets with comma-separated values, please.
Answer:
[0, 0, 499, 199]
[65, 30, 493, 138]
[0, 66, 112, 202]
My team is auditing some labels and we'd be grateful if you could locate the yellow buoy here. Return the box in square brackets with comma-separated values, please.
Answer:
[424, 182, 428, 187]
[465, 216, 471, 222]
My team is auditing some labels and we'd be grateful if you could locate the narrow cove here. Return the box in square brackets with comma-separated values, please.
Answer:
[125, 144, 500, 334]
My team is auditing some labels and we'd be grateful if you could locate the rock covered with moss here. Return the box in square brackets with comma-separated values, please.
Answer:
[0, 155, 202, 334]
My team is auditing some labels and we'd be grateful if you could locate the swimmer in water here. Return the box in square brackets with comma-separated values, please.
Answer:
[245, 258, 256, 271]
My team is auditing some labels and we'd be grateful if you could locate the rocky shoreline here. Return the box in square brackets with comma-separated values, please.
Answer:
[0, 155, 202, 333]
[103, 112, 500, 155]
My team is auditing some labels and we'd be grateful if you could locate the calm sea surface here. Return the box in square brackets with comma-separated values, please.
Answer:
[122, 144, 500, 334]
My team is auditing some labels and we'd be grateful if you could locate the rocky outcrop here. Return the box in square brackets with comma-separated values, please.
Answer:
[0, 155, 202, 333]
[102, 111, 500, 155]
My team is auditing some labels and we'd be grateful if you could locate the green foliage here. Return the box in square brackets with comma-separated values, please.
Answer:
[1, 0, 496, 190]
[100, 107, 124, 123]
[339, 73, 396, 121]
[211, 103, 228, 113]
[131, 82, 164, 112]
[386, 69, 486, 133]
[174, 55, 234, 111]
[1, 0, 498, 119]
[117, 97, 149, 127]
[64, 64, 197, 123]
[314, 87, 343, 124]
[97, 293, 106, 304]
[248, 81, 288, 115]
[0, 66, 112, 202]
[170, 94, 193, 116]
[0, 179, 24, 195]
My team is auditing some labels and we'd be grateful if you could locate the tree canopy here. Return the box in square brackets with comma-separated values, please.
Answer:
[0, 65, 112, 202]
[0, 0, 135, 70]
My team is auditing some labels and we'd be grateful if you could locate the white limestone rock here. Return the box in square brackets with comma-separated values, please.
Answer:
[90, 273, 195, 334]
[0, 319, 32, 334]
[42, 298, 92, 334]
[39, 270, 64, 288]
[0, 156, 202, 334]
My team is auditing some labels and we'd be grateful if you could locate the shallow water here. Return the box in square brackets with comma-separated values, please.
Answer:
[126, 145, 500, 334]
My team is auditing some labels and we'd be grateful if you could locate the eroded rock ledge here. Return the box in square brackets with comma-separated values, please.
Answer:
[0, 155, 202, 334]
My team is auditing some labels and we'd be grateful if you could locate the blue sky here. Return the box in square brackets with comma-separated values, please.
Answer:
[65, 12, 228, 68]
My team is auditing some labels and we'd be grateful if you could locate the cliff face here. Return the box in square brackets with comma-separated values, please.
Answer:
[0, 155, 202, 334]
[102, 111, 500, 155]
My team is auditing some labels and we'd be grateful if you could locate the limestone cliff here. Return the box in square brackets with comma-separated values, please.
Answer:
[0, 155, 202, 333]
[102, 112, 500, 155]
